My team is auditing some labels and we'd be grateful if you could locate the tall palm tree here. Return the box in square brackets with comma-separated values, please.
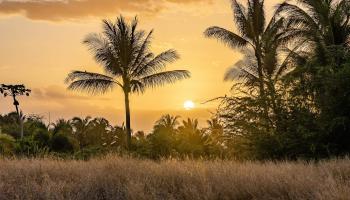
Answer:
[204, 0, 292, 116]
[65, 16, 190, 148]
[277, 0, 350, 62]
[205, 0, 267, 98]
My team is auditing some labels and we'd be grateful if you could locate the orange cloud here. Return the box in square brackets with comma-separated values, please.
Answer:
[31, 85, 111, 101]
[0, 0, 211, 21]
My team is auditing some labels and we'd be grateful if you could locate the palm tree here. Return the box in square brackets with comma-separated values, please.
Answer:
[204, 0, 266, 98]
[224, 41, 302, 117]
[177, 118, 209, 156]
[204, 0, 292, 117]
[154, 114, 180, 132]
[52, 119, 72, 135]
[71, 116, 92, 148]
[206, 118, 223, 136]
[277, 0, 350, 62]
[89, 117, 112, 146]
[65, 16, 190, 149]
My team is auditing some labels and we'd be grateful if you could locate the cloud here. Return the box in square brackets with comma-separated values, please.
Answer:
[0, 0, 211, 21]
[31, 85, 111, 101]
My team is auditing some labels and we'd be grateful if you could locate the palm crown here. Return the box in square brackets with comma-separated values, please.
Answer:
[66, 16, 190, 95]
[204, 0, 300, 120]
[204, 0, 293, 94]
[277, 0, 350, 61]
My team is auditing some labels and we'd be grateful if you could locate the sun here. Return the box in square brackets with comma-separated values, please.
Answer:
[184, 100, 195, 110]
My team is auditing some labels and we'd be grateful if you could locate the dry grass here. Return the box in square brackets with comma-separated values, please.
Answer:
[0, 156, 350, 200]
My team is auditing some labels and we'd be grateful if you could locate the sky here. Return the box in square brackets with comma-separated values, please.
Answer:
[0, 0, 282, 132]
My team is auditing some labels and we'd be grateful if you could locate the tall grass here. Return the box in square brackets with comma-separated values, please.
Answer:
[0, 156, 349, 199]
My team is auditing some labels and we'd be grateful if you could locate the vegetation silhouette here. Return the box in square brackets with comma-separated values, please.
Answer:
[0, 84, 31, 116]
[0, 112, 226, 159]
[0, 84, 31, 138]
[65, 16, 190, 149]
[204, 0, 350, 160]
[1, 1, 350, 198]
[277, 0, 350, 63]
[0, 0, 349, 161]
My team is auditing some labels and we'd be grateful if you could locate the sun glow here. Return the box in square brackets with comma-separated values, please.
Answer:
[184, 100, 195, 110]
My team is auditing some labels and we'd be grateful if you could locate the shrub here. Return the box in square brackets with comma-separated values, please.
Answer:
[0, 133, 16, 156]
[50, 134, 75, 153]
[33, 129, 50, 148]
[15, 137, 49, 157]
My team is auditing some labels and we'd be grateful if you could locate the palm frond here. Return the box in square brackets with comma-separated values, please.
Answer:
[225, 64, 259, 83]
[231, 0, 250, 37]
[140, 70, 190, 88]
[130, 79, 145, 94]
[83, 33, 123, 76]
[277, 2, 318, 29]
[224, 67, 242, 81]
[130, 30, 153, 72]
[65, 71, 114, 83]
[65, 71, 116, 95]
[247, 0, 265, 36]
[133, 49, 180, 78]
[67, 79, 116, 95]
[204, 26, 248, 49]
[102, 19, 121, 46]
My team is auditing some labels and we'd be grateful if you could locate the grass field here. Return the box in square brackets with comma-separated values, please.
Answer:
[0, 156, 349, 200]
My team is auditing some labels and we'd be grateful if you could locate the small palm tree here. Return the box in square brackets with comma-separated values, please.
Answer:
[71, 116, 92, 149]
[206, 118, 223, 135]
[52, 119, 72, 135]
[65, 16, 190, 149]
[154, 114, 180, 132]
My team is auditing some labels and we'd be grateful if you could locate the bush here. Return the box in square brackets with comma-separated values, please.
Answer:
[33, 129, 50, 148]
[0, 133, 16, 156]
[50, 134, 75, 153]
[15, 137, 49, 157]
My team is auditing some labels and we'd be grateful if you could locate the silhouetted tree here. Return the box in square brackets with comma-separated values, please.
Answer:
[0, 84, 31, 116]
[176, 118, 208, 157]
[154, 114, 180, 132]
[65, 16, 190, 149]
[71, 116, 92, 149]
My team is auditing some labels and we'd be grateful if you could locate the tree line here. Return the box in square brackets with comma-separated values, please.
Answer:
[0, 112, 225, 159]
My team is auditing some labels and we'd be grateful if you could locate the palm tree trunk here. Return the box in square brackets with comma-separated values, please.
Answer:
[255, 48, 269, 117]
[124, 91, 132, 149]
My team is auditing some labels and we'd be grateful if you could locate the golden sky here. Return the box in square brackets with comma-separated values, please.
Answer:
[0, 0, 282, 132]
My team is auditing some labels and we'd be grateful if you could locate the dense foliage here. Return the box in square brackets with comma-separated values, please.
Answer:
[207, 0, 350, 160]
[0, 113, 226, 159]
